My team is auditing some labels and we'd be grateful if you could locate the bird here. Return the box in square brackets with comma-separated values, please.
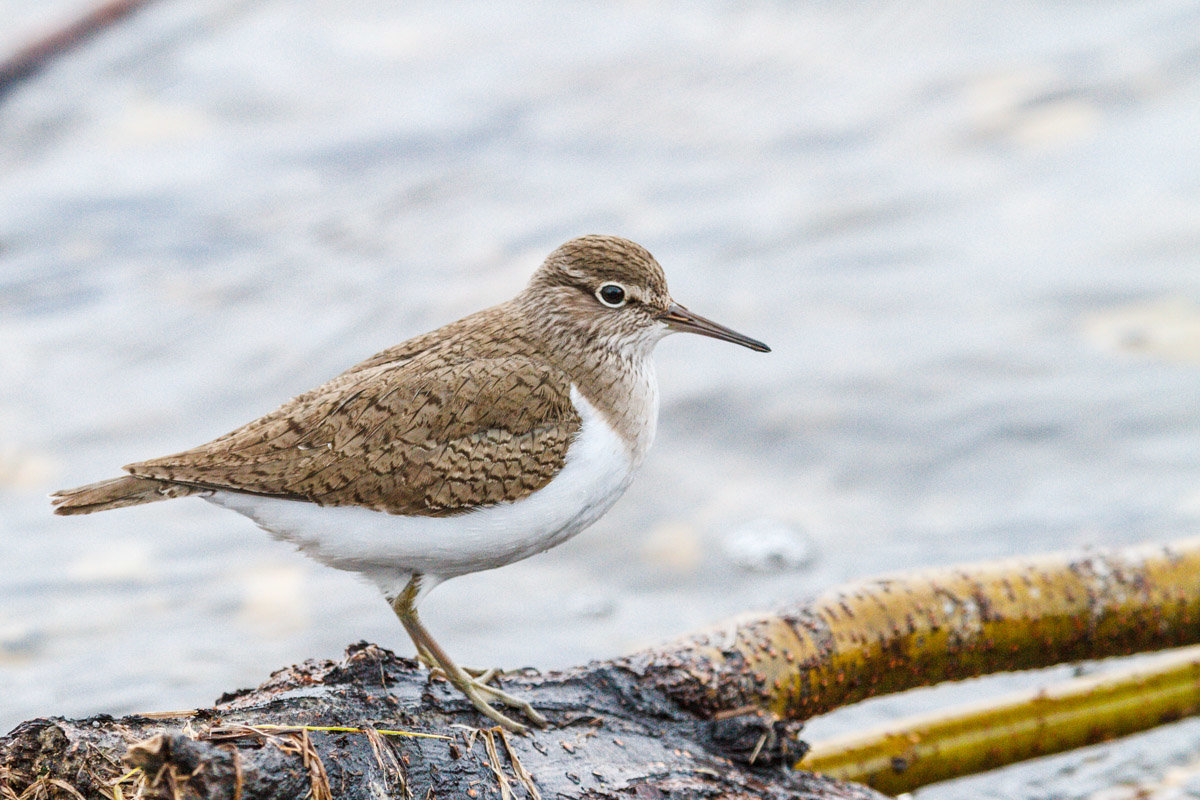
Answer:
[51, 235, 770, 732]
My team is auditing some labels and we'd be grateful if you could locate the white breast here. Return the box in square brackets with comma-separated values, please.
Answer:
[205, 387, 636, 596]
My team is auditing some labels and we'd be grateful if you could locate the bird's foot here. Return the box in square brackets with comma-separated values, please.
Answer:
[416, 647, 495, 682]
[393, 580, 547, 734]
[454, 671, 549, 734]
[415, 645, 544, 732]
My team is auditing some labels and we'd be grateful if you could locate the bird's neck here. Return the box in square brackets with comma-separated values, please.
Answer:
[570, 350, 659, 465]
[507, 297, 661, 463]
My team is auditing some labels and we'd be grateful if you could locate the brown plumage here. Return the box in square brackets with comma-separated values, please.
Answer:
[50, 475, 201, 515]
[50, 234, 770, 733]
[52, 235, 678, 517]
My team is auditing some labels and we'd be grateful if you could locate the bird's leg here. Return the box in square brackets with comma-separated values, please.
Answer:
[413, 644, 494, 682]
[395, 582, 492, 680]
[413, 642, 439, 669]
[413, 644, 493, 680]
[389, 577, 548, 733]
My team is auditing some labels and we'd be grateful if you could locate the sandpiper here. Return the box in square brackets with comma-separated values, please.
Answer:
[52, 235, 769, 732]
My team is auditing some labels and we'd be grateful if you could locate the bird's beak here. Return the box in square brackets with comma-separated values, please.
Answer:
[657, 303, 771, 352]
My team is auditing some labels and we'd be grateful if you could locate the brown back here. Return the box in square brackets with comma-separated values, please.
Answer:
[126, 304, 581, 515]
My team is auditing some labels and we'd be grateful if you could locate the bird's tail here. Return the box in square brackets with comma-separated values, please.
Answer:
[51, 475, 201, 515]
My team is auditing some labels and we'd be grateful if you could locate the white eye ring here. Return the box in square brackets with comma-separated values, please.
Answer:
[595, 282, 628, 308]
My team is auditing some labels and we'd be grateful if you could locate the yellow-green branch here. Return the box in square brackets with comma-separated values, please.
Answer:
[624, 538, 1200, 721]
[799, 643, 1200, 794]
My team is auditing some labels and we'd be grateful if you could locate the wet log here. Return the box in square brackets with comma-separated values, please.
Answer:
[3, 537, 1197, 799]
[0, 643, 881, 800]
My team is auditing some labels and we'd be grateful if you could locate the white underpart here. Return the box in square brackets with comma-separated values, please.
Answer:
[205, 386, 640, 601]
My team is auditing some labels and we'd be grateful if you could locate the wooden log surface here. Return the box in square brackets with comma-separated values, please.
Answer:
[4, 538, 1198, 799]
[0, 643, 882, 800]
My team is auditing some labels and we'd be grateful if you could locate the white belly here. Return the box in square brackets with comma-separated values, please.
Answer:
[205, 387, 635, 595]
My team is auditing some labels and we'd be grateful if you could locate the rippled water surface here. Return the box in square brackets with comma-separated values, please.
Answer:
[3, 2, 1200, 796]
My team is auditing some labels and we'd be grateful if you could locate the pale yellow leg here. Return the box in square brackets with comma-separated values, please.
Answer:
[415, 644, 495, 682]
[389, 577, 548, 733]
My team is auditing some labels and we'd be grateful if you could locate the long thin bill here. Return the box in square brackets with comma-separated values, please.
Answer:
[658, 303, 771, 352]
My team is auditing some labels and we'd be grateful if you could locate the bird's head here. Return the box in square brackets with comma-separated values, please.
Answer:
[523, 235, 770, 358]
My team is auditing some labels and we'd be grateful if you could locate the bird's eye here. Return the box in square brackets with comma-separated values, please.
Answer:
[596, 283, 627, 308]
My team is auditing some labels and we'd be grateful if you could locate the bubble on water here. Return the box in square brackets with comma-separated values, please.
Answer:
[1084, 297, 1200, 364]
[720, 518, 815, 573]
[0, 622, 44, 661]
[562, 590, 616, 620]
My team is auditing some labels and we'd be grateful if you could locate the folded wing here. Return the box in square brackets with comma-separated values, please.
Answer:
[126, 353, 581, 516]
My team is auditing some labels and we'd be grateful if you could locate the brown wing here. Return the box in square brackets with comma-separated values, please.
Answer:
[125, 354, 582, 515]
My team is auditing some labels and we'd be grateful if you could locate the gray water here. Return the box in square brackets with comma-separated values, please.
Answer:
[3, 1, 1200, 797]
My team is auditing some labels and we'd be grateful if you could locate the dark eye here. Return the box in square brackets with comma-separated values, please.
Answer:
[596, 283, 627, 308]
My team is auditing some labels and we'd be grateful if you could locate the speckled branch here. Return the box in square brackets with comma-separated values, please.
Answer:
[801, 643, 1200, 794]
[622, 538, 1200, 721]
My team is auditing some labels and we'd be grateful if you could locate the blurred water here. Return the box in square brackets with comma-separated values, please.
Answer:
[2, 1, 1200, 797]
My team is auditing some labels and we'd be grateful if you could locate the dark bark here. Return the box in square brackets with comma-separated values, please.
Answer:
[6, 539, 1198, 798]
[0, 643, 883, 800]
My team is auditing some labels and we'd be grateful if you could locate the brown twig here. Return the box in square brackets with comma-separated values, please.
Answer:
[0, 0, 159, 100]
